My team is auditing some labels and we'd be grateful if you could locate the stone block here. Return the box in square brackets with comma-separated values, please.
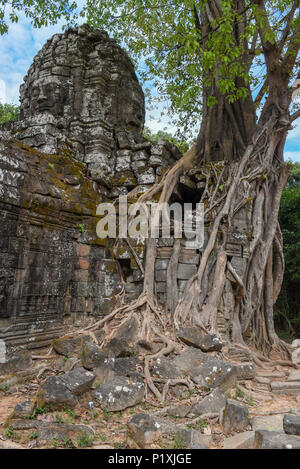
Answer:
[223, 431, 255, 449]
[177, 263, 197, 280]
[177, 327, 222, 352]
[283, 414, 300, 436]
[60, 367, 95, 395]
[270, 381, 300, 394]
[223, 399, 249, 434]
[93, 376, 144, 411]
[36, 376, 78, 410]
[188, 388, 226, 417]
[128, 413, 162, 448]
[254, 430, 300, 449]
[174, 429, 212, 449]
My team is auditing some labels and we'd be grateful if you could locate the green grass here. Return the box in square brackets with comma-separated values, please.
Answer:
[76, 432, 94, 448]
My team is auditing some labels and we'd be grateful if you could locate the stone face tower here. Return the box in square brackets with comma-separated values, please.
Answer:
[16, 24, 145, 183]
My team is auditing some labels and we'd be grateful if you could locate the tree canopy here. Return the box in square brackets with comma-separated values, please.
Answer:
[1, 1, 299, 138]
[0, 102, 19, 124]
[0, 0, 77, 34]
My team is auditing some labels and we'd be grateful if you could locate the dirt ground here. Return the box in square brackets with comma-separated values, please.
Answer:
[0, 350, 299, 450]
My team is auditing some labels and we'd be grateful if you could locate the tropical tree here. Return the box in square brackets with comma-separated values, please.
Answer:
[1, 1, 300, 375]
[275, 162, 300, 339]
[0, 0, 77, 34]
[85, 1, 300, 367]
[0, 102, 19, 124]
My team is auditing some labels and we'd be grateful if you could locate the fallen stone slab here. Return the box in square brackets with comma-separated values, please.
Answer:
[102, 316, 139, 358]
[62, 357, 79, 373]
[188, 388, 226, 417]
[37, 422, 94, 442]
[60, 367, 95, 395]
[12, 399, 35, 419]
[0, 440, 25, 449]
[0, 349, 32, 376]
[223, 399, 249, 434]
[254, 430, 300, 449]
[152, 356, 182, 379]
[283, 414, 300, 436]
[127, 413, 162, 448]
[171, 348, 204, 374]
[174, 429, 212, 449]
[114, 357, 143, 378]
[52, 335, 90, 357]
[223, 431, 255, 449]
[93, 376, 144, 412]
[93, 358, 117, 385]
[93, 356, 143, 385]
[270, 381, 300, 394]
[177, 327, 222, 352]
[167, 403, 193, 419]
[36, 376, 78, 410]
[236, 363, 255, 381]
[80, 342, 108, 370]
[172, 348, 237, 391]
[190, 361, 237, 392]
[251, 414, 283, 432]
[226, 346, 252, 362]
[102, 337, 137, 358]
[9, 419, 39, 431]
[287, 370, 300, 382]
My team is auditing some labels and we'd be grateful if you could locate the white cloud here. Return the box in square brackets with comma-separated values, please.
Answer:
[284, 151, 300, 163]
[0, 12, 65, 105]
[0, 80, 6, 103]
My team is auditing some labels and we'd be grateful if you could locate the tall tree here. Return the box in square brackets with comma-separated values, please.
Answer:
[1, 1, 300, 374]
[84, 1, 300, 365]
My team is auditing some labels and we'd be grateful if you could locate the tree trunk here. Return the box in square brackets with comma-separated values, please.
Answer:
[74, 0, 297, 367]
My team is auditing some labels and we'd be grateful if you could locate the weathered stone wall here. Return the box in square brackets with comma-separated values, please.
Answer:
[0, 24, 251, 348]
[0, 25, 182, 347]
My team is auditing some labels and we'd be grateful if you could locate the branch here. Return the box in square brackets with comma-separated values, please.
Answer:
[253, 0, 279, 53]
[291, 109, 300, 122]
[278, 2, 299, 55]
[282, 23, 300, 75]
[254, 78, 268, 106]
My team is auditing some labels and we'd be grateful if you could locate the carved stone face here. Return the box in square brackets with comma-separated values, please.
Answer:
[28, 76, 70, 117]
[18, 25, 145, 167]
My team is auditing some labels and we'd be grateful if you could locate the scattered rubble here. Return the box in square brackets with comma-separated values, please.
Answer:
[93, 376, 145, 412]
[222, 399, 249, 434]
[177, 327, 223, 352]
[1, 331, 300, 450]
[127, 413, 162, 448]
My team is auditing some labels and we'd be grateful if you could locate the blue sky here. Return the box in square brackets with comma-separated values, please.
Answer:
[0, 15, 299, 162]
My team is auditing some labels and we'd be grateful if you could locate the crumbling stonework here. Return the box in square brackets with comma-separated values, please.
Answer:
[0, 25, 182, 347]
[0, 24, 252, 348]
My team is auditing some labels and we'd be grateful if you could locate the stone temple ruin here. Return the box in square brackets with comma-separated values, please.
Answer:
[0, 24, 251, 348]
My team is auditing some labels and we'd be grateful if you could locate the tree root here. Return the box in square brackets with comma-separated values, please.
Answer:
[161, 378, 194, 402]
[53, 119, 294, 400]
